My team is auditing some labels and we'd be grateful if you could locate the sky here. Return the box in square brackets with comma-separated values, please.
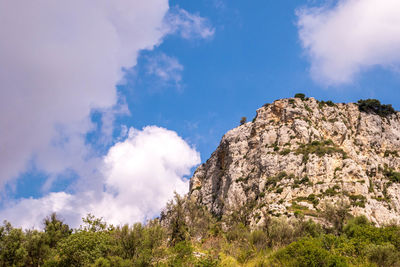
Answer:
[2, 0, 400, 229]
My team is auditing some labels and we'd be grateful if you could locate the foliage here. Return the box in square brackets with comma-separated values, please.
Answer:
[366, 243, 400, 267]
[319, 100, 335, 108]
[279, 148, 291, 155]
[348, 194, 367, 208]
[357, 99, 396, 117]
[294, 93, 306, 100]
[56, 230, 113, 266]
[383, 167, 400, 183]
[2, 197, 400, 266]
[296, 140, 347, 163]
[43, 213, 72, 248]
[240, 117, 247, 125]
[273, 237, 348, 267]
[321, 200, 351, 235]
[163, 193, 189, 245]
[0, 221, 27, 267]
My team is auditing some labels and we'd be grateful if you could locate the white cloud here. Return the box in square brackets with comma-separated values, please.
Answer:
[0, 127, 200, 229]
[0, 1, 213, 228]
[0, 0, 213, 191]
[165, 7, 215, 39]
[146, 53, 184, 90]
[0, 0, 170, 186]
[297, 0, 400, 85]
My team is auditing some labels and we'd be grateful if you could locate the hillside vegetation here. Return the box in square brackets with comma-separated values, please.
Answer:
[1, 196, 400, 266]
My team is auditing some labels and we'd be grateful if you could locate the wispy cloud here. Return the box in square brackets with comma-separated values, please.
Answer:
[297, 0, 400, 86]
[145, 53, 185, 91]
[165, 7, 215, 40]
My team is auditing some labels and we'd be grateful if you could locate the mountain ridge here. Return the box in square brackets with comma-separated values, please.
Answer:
[188, 96, 400, 226]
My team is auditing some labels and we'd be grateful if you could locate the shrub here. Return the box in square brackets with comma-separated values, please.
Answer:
[307, 194, 319, 206]
[279, 148, 291, 155]
[383, 167, 400, 183]
[265, 172, 288, 187]
[249, 230, 268, 251]
[357, 99, 396, 117]
[384, 150, 399, 157]
[57, 231, 114, 266]
[304, 104, 312, 113]
[294, 93, 306, 100]
[366, 243, 400, 267]
[240, 117, 247, 125]
[325, 100, 335, 107]
[321, 201, 351, 235]
[273, 237, 348, 267]
[296, 140, 347, 162]
[168, 241, 194, 266]
[348, 195, 367, 208]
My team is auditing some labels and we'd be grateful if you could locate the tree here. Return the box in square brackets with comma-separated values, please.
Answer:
[162, 193, 188, 246]
[43, 213, 71, 248]
[321, 200, 351, 235]
[24, 229, 49, 267]
[80, 214, 107, 232]
[0, 221, 27, 266]
[113, 223, 144, 259]
[57, 230, 113, 266]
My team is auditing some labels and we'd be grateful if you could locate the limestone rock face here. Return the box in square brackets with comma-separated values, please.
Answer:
[189, 97, 400, 226]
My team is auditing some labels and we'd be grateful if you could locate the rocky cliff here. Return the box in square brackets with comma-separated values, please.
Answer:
[189, 97, 400, 226]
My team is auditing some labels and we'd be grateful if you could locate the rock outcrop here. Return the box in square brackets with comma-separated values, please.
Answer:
[189, 97, 400, 226]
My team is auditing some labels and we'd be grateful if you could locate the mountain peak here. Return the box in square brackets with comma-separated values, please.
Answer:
[189, 96, 400, 226]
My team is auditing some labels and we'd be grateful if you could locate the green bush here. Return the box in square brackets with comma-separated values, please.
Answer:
[265, 172, 288, 187]
[273, 237, 348, 267]
[280, 148, 291, 155]
[249, 230, 269, 251]
[383, 167, 400, 183]
[357, 99, 396, 117]
[348, 195, 367, 208]
[295, 93, 306, 100]
[296, 140, 347, 163]
[366, 243, 400, 267]
[169, 240, 194, 265]
[319, 100, 335, 108]
[57, 231, 113, 266]
[321, 201, 351, 235]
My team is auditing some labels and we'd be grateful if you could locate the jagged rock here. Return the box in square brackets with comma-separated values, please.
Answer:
[189, 97, 400, 226]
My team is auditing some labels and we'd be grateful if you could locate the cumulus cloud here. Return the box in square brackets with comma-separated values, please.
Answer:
[0, 0, 213, 191]
[297, 0, 400, 85]
[0, 127, 200, 229]
[0, 0, 169, 186]
[0, 0, 214, 229]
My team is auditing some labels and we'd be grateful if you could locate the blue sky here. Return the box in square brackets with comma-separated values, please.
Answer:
[122, 0, 400, 160]
[2, 0, 400, 228]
